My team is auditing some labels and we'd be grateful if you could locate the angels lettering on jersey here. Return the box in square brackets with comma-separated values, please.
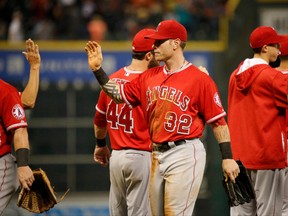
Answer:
[146, 85, 190, 111]
[146, 85, 223, 112]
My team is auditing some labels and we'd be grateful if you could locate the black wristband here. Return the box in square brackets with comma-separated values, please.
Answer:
[92, 67, 109, 86]
[96, 138, 107, 147]
[15, 148, 29, 167]
[219, 142, 233, 159]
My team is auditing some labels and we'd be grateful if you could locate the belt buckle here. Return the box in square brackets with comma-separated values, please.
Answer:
[168, 141, 176, 148]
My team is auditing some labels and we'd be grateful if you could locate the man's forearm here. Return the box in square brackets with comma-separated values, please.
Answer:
[211, 124, 233, 159]
[94, 125, 107, 139]
[94, 125, 107, 147]
[13, 127, 30, 150]
[93, 68, 123, 103]
[211, 124, 230, 143]
[21, 66, 40, 109]
[102, 80, 123, 104]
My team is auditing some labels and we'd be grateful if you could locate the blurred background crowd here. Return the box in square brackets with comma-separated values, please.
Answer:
[0, 0, 228, 42]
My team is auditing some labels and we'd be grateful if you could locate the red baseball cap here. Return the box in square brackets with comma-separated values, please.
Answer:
[145, 20, 187, 42]
[249, 26, 286, 49]
[132, 28, 155, 52]
[280, 36, 288, 56]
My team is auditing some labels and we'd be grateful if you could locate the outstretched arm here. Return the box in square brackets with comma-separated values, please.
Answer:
[21, 39, 40, 109]
[85, 41, 123, 103]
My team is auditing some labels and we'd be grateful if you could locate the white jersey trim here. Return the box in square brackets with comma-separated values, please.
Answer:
[6, 123, 28, 131]
[124, 67, 143, 75]
[95, 105, 106, 115]
[276, 69, 288, 74]
[163, 62, 192, 75]
[237, 58, 267, 75]
[206, 112, 226, 124]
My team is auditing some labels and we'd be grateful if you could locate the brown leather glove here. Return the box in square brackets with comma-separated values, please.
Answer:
[17, 168, 69, 213]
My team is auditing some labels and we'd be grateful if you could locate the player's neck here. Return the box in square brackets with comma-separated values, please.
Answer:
[277, 60, 288, 71]
[253, 54, 269, 64]
[127, 59, 148, 72]
[165, 58, 187, 73]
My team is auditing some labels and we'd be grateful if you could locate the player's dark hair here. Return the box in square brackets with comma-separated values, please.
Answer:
[132, 51, 151, 60]
[269, 56, 281, 68]
[252, 47, 262, 54]
[180, 41, 186, 49]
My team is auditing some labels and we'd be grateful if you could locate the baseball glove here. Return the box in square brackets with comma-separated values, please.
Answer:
[222, 160, 256, 207]
[17, 168, 69, 213]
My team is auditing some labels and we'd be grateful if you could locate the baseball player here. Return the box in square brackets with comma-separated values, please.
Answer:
[228, 26, 288, 216]
[276, 37, 288, 216]
[20, 39, 41, 109]
[93, 28, 158, 216]
[0, 80, 35, 215]
[0, 39, 39, 215]
[86, 19, 239, 216]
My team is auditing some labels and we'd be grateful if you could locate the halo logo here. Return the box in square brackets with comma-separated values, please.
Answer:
[214, 93, 222, 107]
[12, 104, 25, 120]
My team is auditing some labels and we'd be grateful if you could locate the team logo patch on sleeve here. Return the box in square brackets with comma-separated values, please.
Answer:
[12, 104, 25, 120]
[214, 93, 222, 107]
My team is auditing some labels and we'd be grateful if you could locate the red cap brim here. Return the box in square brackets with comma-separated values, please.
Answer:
[145, 33, 170, 40]
[277, 35, 288, 43]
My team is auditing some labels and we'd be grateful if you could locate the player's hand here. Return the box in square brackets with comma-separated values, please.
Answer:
[198, 66, 209, 75]
[22, 39, 41, 67]
[17, 166, 35, 191]
[94, 145, 110, 167]
[222, 159, 240, 183]
[85, 41, 103, 71]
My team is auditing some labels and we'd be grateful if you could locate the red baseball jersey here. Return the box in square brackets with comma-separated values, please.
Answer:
[0, 80, 28, 156]
[277, 68, 288, 166]
[120, 63, 226, 143]
[228, 60, 288, 169]
[94, 67, 152, 151]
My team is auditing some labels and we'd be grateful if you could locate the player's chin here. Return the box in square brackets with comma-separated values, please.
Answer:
[154, 53, 162, 61]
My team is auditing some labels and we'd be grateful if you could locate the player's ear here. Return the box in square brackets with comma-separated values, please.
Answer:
[262, 45, 269, 53]
[172, 39, 181, 50]
[145, 51, 153, 61]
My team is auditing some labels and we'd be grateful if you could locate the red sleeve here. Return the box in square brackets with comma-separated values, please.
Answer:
[94, 110, 107, 127]
[94, 90, 107, 127]
[272, 72, 288, 108]
[121, 75, 142, 107]
[198, 76, 226, 124]
[2, 90, 27, 131]
[211, 117, 227, 126]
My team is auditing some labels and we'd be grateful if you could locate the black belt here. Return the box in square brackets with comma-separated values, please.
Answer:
[152, 140, 186, 153]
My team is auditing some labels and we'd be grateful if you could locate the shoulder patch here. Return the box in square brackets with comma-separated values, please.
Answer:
[214, 93, 222, 107]
[12, 104, 25, 120]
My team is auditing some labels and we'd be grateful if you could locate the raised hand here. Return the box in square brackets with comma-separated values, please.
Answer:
[85, 41, 103, 71]
[22, 39, 41, 67]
